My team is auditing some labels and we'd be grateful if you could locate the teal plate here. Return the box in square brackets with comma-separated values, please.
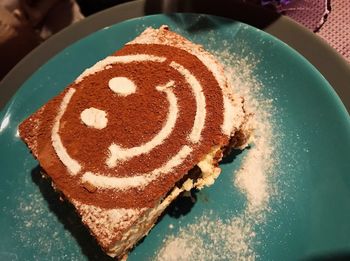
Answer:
[1, 14, 350, 260]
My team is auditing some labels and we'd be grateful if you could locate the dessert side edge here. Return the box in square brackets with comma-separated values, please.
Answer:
[18, 25, 253, 259]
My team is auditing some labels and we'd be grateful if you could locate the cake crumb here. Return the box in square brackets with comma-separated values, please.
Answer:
[82, 181, 98, 193]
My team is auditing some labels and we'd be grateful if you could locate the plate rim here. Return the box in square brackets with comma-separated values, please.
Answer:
[1, 12, 350, 260]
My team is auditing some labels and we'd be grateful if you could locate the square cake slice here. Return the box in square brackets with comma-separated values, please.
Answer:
[19, 26, 252, 258]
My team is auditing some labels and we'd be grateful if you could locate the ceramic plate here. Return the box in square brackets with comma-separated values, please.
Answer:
[0, 14, 349, 260]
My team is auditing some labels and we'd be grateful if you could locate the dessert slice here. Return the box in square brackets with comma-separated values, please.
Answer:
[19, 26, 251, 259]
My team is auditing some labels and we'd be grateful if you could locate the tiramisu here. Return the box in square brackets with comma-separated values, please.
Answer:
[19, 26, 251, 259]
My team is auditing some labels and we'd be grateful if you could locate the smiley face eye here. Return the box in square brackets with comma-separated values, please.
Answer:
[80, 76, 138, 130]
[109, 77, 136, 96]
[80, 77, 137, 130]
[80, 107, 108, 129]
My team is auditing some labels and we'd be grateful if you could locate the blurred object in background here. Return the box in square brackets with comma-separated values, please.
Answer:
[0, 0, 83, 79]
[76, 0, 131, 16]
[0, 5, 39, 79]
[0, 0, 348, 81]
[264, 0, 330, 32]
[20, 0, 84, 39]
[262, 0, 349, 62]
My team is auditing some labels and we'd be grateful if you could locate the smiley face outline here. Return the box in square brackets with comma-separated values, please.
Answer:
[51, 53, 207, 190]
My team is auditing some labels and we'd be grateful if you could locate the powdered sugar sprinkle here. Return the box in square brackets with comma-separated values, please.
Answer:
[155, 45, 280, 261]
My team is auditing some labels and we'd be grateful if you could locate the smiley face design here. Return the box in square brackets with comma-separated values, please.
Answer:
[48, 43, 238, 208]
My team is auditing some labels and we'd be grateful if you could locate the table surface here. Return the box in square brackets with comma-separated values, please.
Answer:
[0, 0, 349, 113]
[278, 0, 350, 62]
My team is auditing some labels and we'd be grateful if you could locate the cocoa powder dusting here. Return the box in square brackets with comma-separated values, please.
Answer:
[19, 44, 230, 210]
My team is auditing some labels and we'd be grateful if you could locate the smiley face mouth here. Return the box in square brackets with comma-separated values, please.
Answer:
[106, 80, 179, 168]
[106, 60, 208, 168]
